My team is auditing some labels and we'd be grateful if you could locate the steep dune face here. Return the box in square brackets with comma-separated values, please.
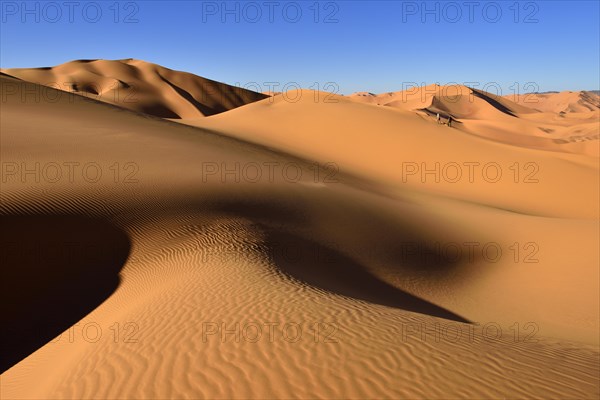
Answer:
[349, 84, 537, 117]
[1, 59, 268, 118]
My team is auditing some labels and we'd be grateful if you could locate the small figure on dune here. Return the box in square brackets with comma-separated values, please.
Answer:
[447, 116, 453, 127]
[436, 113, 440, 124]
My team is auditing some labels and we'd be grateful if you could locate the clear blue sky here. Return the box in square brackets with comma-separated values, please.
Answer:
[1, 1, 598, 94]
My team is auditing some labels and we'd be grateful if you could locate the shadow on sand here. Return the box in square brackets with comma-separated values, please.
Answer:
[263, 230, 470, 323]
[0, 214, 130, 373]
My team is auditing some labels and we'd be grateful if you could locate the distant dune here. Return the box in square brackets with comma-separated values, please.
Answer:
[1, 59, 268, 118]
[349, 86, 600, 115]
[350, 84, 537, 117]
[347, 85, 599, 156]
[1, 62, 599, 399]
[505, 90, 600, 113]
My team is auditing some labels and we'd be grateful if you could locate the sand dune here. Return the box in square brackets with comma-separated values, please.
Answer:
[348, 85, 599, 155]
[1, 66, 599, 399]
[505, 90, 600, 113]
[349, 84, 537, 116]
[1, 59, 268, 118]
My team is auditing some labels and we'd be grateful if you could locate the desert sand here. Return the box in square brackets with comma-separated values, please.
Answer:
[1, 60, 599, 399]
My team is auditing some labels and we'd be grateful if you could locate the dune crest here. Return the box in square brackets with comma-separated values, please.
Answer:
[1, 59, 268, 118]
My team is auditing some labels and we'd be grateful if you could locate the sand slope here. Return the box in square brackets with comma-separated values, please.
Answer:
[1, 59, 268, 118]
[1, 73, 599, 399]
[182, 90, 599, 217]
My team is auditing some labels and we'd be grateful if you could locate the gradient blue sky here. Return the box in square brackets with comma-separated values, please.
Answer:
[1, 1, 598, 94]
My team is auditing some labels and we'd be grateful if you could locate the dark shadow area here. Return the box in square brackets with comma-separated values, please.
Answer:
[208, 191, 485, 278]
[470, 88, 518, 117]
[0, 215, 130, 373]
[81, 84, 99, 96]
[263, 230, 469, 323]
[216, 198, 311, 229]
[118, 79, 131, 89]
[0, 72, 21, 79]
[157, 72, 219, 117]
[137, 102, 181, 119]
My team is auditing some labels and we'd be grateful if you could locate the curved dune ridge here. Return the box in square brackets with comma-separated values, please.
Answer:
[0, 59, 268, 118]
[1, 66, 599, 399]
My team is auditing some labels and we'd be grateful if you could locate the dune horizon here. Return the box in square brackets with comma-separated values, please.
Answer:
[3, 58, 599, 157]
